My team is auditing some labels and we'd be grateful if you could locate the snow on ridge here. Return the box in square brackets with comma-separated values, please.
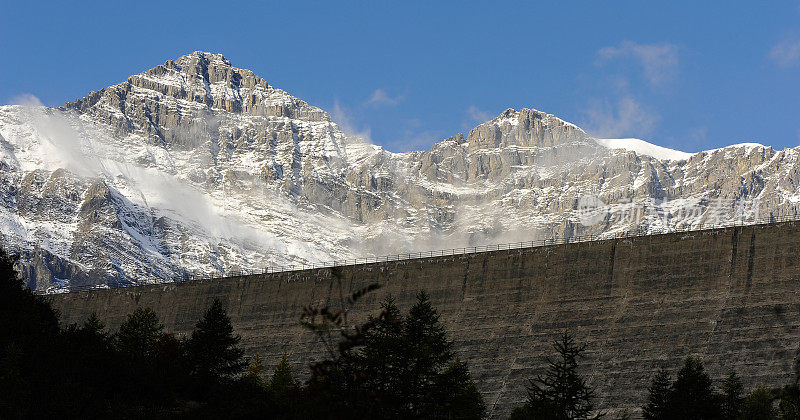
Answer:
[702, 142, 767, 154]
[595, 138, 693, 161]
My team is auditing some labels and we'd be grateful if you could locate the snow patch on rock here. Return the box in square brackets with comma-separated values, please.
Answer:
[595, 138, 693, 161]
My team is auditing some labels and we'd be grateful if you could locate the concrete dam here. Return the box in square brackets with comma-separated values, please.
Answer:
[49, 222, 800, 418]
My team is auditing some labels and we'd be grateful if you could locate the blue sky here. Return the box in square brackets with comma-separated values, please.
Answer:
[1, 1, 798, 153]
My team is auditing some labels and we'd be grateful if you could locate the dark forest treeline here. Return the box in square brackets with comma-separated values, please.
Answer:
[0, 250, 484, 419]
[639, 357, 800, 420]
[3, 247, 800, 419]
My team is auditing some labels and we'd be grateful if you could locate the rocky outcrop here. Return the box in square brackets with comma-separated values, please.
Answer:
[65, 52, 332, 147]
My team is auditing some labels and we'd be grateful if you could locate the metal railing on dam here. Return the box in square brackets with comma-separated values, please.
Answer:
[51, 212, 800, 294]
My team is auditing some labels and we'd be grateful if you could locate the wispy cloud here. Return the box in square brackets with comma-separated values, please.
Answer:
[597, 41, 679, 86]
[689, 126, 708, 144]
[387, 119, 440, 152]
[581, 96, 659, 139]
[331, 100, 373, 144]
[396, 130, 440, 151]
[364, 88, 405, 107]
[769, 38, 800, 68]
[8, 93, 44, 107]
[466, 105, 491, 125]
[684, 126, 711, 151]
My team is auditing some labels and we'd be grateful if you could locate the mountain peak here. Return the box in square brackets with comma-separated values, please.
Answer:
[464, 107, 589, 152]
[63, 52, 332, 144]
[179, 50, 231, 63]
[158, 51, 243, 86]
[158, 51, 233, 70]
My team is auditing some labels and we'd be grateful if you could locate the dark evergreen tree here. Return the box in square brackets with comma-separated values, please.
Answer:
[0, 248, 62, 418]
[179, 301, 267, 418]
[300, 282, 389, 419]
[351, 296, 406, 416]
[115, 307, 164, 362]
[262, 353, 300, 417]
[642, 368, 672, 420]
[721, 371, 744, 420]
[0, 247, 60, 347]
[0, 246, 269, 417]
[153, 331, 191, 398]
[58, 313, 120, 415]
[402, 291, 454, 409]
[269, 353, 298, 397]
[303, 290, 484, 420]
[82, 312, 110, 339]
[0, 248, 150, 418]
[510, 332, 596, 420]
[741, 387, 777, 419]
[114, 306, 173, 407]
[245, 353, 267, 386]
[668, 357, 722, 419]
[187, 299, 246, 385]
[777, 384, 800, 419]
[436, 358, 487, 420]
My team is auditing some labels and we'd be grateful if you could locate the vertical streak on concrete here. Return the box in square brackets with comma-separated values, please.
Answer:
[705, 228, 739, 352]
[489, 250, 527, 414]
[461, 258, 470, 301]
[590, 238, 627, 410]
[729, 227, 739, 279]
[747, 230, 757, 289]
[237, 279, 247, 316]
[608, 240, 617, 282]
[325, 269, 337, 310]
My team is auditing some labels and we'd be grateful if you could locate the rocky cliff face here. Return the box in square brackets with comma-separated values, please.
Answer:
[0, 51, 797, 291]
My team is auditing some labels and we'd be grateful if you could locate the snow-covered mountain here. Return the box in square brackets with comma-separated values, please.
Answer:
[0, 51, 797, 292]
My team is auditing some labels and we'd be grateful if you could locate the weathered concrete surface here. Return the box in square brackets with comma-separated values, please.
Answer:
[49, 222, 800, 418]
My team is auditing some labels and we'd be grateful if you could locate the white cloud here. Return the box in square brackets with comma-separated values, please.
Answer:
[8, 93, 44, 107]
[597, 41, 679, 85]
[769, 38, 800, 68]
[395, 130, 439, 151]
[689, 126, 708, 143]
[466, 105, 491, 124]
[331, 100, 373, 144]
[582, 96, 659, 139]
[393, 119, 441, 151]
[364, 88, 404, 107]
[12, 101, 293, 255]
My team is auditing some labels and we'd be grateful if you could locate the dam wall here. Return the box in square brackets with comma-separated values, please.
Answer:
[49, 222, 800, 417]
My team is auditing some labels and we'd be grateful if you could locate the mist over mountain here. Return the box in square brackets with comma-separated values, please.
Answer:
[0, 51, 795, 292]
